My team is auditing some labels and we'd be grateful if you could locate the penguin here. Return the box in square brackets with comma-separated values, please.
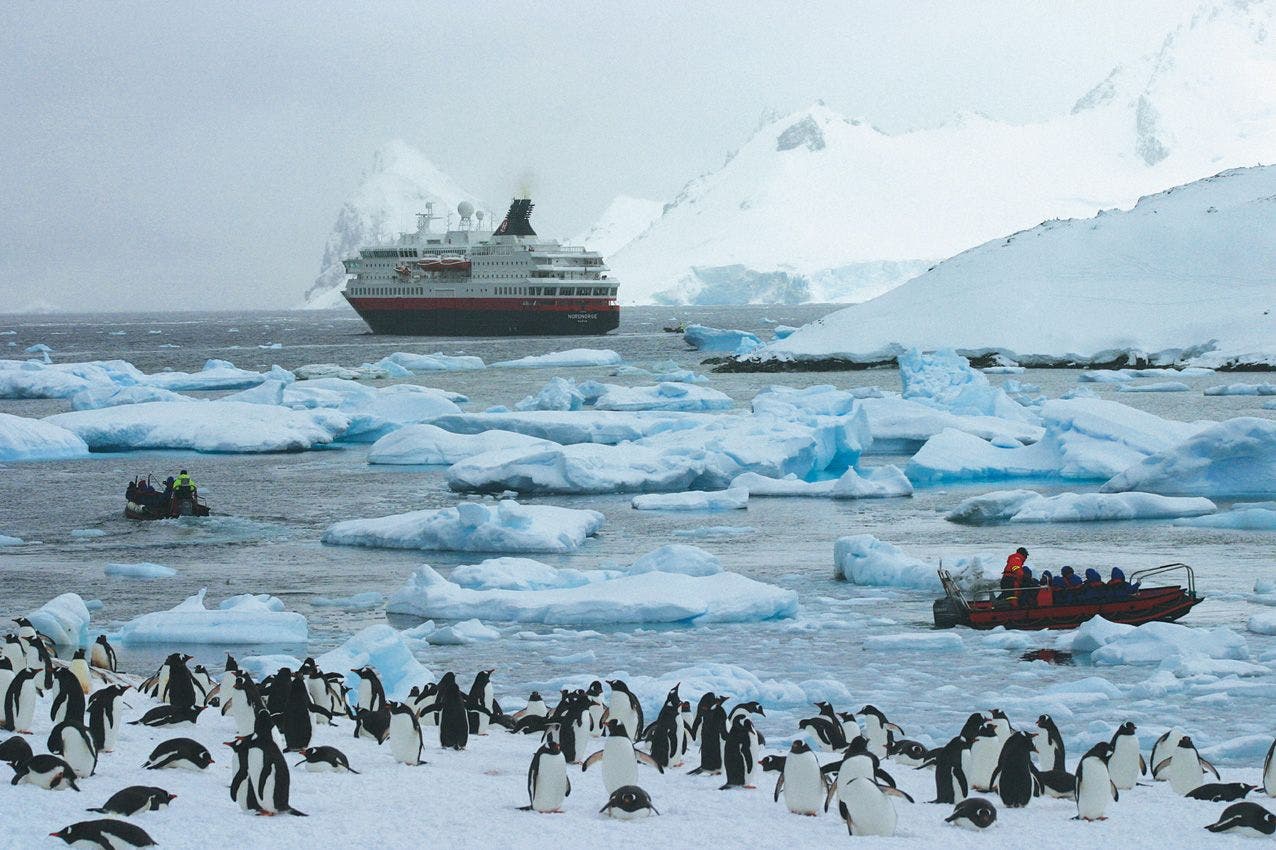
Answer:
[1074, 741, 1118, 821]
[836, 711, 861, 747]
[521, 740, 570, 813]
[129, 703, 204, 727]
[51, 667, 87, 725]
[1204, 801, 1276, 836]
[0, 658, 13, 711]
[294, 745, 359, 773]
[243, 708, 306, 816]
[410, 682, 440, 726]
[728, 700, 765, 761]
[1035, 713, 1065, 772]
[143, 737, 214, 770]
[836, 777, 899, 837]
[1038, 769, 1077, 799]
[90, 635, 117, 672]
[0, 635, 25, 673]
[352, 666, 387, 714]
[161, 653, 197, 710]
[678, 700, 694, 756]
[989, 730, 1039, 808]
[606, 679, 644, 740]
[987, 709, 1013, 746]
[87, 786, 177, 816]
[583, 719, 662, 794]
[225, 671, 261, 737]
[1187, 782, 1259, 802]
[718, 715, 757, 790]
[50, 820, 157, 849]
[688, 693, 726, 774]
[969, 723, 1003, 792]
[0, 733, 33, 768]
[11, 754, 80, 790]
[932, 733, 971, 804]
[798, 701, 846, 751]
[548, 695, 588, 764]
[888, 739, 930, 768]
[1107, 721, 1146, 790]
[353, 706, 390, 744]
[857, 705, 903, 759]
[1156, 736, 1219, 795]
[70, 649, 92, 695]
[191, 664, 215, 706]
[263, 667, 294, 732]
[946, 797, 998, 830]
[434, 672, 470, 751]
[228, 736, 258, 812]
[1265, 738, 1276, 797]
[585, 681, 606, 737]
[281, 670, 314, 751]
[47, 720, 97, 778]
[3, 668, 38, 733]
[1150, 727, 1184, 780]
[644, 685, 683, 770]
[467, 669, 500, 735]
[599, 785, 659, 819]
[387, 701, 424, 765]
[87, 684, 128, 752]
[774, 740, 828, 815]
[514, 691, 548, 721]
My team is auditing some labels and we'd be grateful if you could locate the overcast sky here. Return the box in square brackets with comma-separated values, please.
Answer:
[0, 0, 1197, 312]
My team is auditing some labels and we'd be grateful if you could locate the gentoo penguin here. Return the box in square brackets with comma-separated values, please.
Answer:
[946, 797, 998, 830]
[352, 666, 387, 714]
[728, 700, 765, 760]
[1035, 714, 1065, 772]
[989, 730, 1039, 808]
[719, 715, 757, 790]
[244, 709, 306, 816]
[228, 736, 259, 811]
[0, 734, 33, 768]
[51, 820, 157, 849]
[50, 667, 86, 725]
[1204, 802, 1276, 836]
[281, 670, 314, 751]
[434, 672, 470, 751]
[514, 692, 548, 721]
[1074, 741, 1118, 821]
[798, 701, 847, 751]
[836, 711, 861, 747]
[932, 733, 972, 804]
[1156, 736, 1219, 795]
[87, 786, 177, 815]
[836, 777, 899, 836]
[142, 737, 214, 770]
[11, 754, 80, 790]
[1107, 721, 1146, 790]
[90, 635, 117, 672]
[191, 664, 215, 706]
[294, 745, 359, 773]
[129, 704, 204, 728]
[599, 785, 659, 819]
[1037, 769, 1077, 799]
[467, 669, 500, 735]
[583, 719, 662, 794]
[387, 701, 424, 765]
[353, 706, 390, 744]
[70, 649, 92, 695]
[857, 705, 903, 759]
[1188, 782, 1259, 802]
[969, 723, 1003, 792]
[161, 653, 197, 710]
[410, 682, 439, 726]
[521, 740, 571, 813]
[0, 635, 24, 673]
[678, 700, 694, 756]
[586, 681, 606, 737]
[1265, 738, 1276, 796]
[1150, 727, 1184, 780]
[3, 668, 38, 733]
[263, 667, 294, 732]
[645, 685, 683, 770]
[987, 709, 1013, 746]
[887, 739, 930, 768]
[688, 693, 728, 774]
[47, 720, 97, 778]
[606, 679, 644, 740]
[774, 740, 828, 815]
[87, 684, 128, 752]
[550, 694, 589, 763]
[224, 671, 261, 736]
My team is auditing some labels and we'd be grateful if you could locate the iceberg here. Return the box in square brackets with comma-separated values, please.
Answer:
[0, 366, 97, 399]
[448, 442, 707, 495]
[1103, 417, 1276, 498]
[751, 385, 860, 417]
[631, 488, 749, 511]
[141, 359, 293, 391]
[70, 385, 192, 410]
[857, 396, 1043, 453]
[592, 382, 734, 412]
[104, 562, 178, 579]
[946, 490, 1216, 524]
[409, 618, 500, 645]
[492, 348, 622, 368]
[620, 544, 722, 577]
[514, 377, 586, 411]
[898, 348, 1037, 421]
[1116, 381, 1190, 393]
[45, 400, 349, 453]
[1204, 383, 1276, 396]
[430, 410, 710, 445]
[0, 412, 90, 462]
[367, 424, 553, 465]
[27, 593, 91, 647]
[315, 624, 432, 700]
[322, 499, 605, 554]
[832, 534, 997, 590]
[383, 351, 486, 372]
[114, 588, 308, 645]
[449, 557, 606, 591]
[1072, 620, 1250, 666]
[1173, 505, 1276, 530]
[729, 466, 912, 498]
[682, 325, 763, 354]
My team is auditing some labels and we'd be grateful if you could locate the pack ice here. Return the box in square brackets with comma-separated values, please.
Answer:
[114, 588, 308, 645]
[0, 411, 90, 462]
[1102, 417, 1276, 498]
[946, 490, 1217, 524]
[833, 534, 998, 590]
[367, 424, 554, 465]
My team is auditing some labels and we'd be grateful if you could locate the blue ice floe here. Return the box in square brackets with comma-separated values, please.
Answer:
[27, 593, 91, 647]
[682, 324, 762, 354]
[1102, 416, 1276, 498]
[0, 412, 89, 462]
[945, 490, 1216, 524]
[114, 588, 308, 645]
[104, 562, 177, 579]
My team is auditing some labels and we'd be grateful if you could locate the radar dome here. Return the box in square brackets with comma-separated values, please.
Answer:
[475, 210, 485, 222]
[457, 201, 475, 218]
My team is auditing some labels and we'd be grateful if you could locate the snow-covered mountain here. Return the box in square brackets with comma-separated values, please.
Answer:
[608, 1, 1276, 306]
[303, 141, 486, 310]
[748, 166, 1276, 368]
[571, 196, 663, 257]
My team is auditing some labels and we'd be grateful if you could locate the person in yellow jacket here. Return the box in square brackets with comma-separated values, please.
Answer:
[173, 469, 196, 497]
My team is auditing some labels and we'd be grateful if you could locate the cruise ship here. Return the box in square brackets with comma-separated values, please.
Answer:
[341, 198, 620, 335]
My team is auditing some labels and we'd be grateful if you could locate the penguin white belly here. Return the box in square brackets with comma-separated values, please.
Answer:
[475, 683, 492, 734]
[1076, 759, 1113, 820]
[588, 702, 605, 737]
[531, 754, 568, 812]
[102, 710, 119, 752]
[609, 697, 635, 739]
[1168, 752, 1204, 795]
[389, 716, 422, 764]
[783, 756, 824, 815]
[14, 681, 36, 731]
[601, 739, 637, 794]
[1264, 747, 1276, 795]
[1109, 738, 1141, 789]
[840, 778, 896, 837]
[607, 805, 652, 821]
[1035, 735, 1058, 768]
[969, 740, 1000, 791]
[357, 680, 373, 712]
[231, 697, 255, 737]
[90, 643, 109, 670]
[63, 735, 96, 778]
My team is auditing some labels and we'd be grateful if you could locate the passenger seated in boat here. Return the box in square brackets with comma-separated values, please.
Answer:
[1078, 568, 1106, 602]
[126, 481, 138, 503]
[1107, 567, 1134, 600]
[1035, 571, 1054, 607]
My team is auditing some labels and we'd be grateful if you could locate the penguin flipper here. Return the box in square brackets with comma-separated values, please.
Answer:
[1111, 781, 1119, 801]
[773, 772, 784, 803]
[876, 767, 897, 788]
[1152, 757, 1171, 777]
[565, 774, 571, 797]
[1201, 758, 1220, 780]
[1139, 754, 1147, 775]
[581, 751, 604, 771]
[824, 779, 838, 813]
[1205, 815, 1241, 833]
[636, 750, 663, 773]
[756, 730, 766, 746]
[989, 766, 1000, 792]
[518, 804, 533, 811]
[882, 785, 914, 803]
[955, 766, 969, 799]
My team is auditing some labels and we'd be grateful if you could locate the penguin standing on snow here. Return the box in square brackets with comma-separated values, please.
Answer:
[0, 636, 25, 673]
[1074, 741, 1118, 821]
[50, 820, 156, 849]
[798, 701, 846, 751]
[774, 740, 828, 815]
[836, 777, 902, 837]
[1107, 721, 1146, 790]
[990, 730, 1039, 808]
[467, 669, 500, 734]
[1264, 738, 1276, 796]
[678, 700, 693, 756]
[969, 723, 1003, 792]
[946, 797, 998, 830]
[1035, 714, 1065, 772]
[281, 670, 314, 751]
[243, 709, 306, 816]
[606, 679, 644, 740]
[857, 705, 903, 759]
[583, 719, 662, 794]
[521, 740, 570, 813]
[47, 719, 97, 778]
[161, 653, 197, 710]
[688, 694, 729, 775]
[50, 667, 86, 725]
[1205, 802, 1276, 836]
[90, 635, 117, 672]
[87, 685, 128, 753]
[585, 681, 606, 737]
[719, 715, 757, 790]
[644, 685, 683, 770]
[1156, 735, 1219, 795]
[352, 666, 387, 715]
[932, 732, 972, 805]
[70, 649, 92, 695]
[387, 701, 424, 765]
[3, 668, 38, 733]
[1150, 727, 1184, 780]
[434, 672, 470, 751]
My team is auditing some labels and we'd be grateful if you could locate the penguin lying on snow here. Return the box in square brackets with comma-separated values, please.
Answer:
[294, 745, 359, 773]
[129, 704, 204, 728]
[142, 738, 213, 770]
[946, 797, 997, 830]
[1204, 802, 1276, 836]
[1186, 782, 1258, 802]
[0, 734, 33, 768]
[11, 754, 80, 790]
[599, 785, 659, 819]
[50, 819, 156, 849]
[87, 786, 176, 816]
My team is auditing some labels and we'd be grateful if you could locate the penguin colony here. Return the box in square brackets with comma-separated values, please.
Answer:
[2, 622, 1276, 847]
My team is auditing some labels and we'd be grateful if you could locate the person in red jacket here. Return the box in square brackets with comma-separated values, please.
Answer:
[1000, 547, 1029, 602]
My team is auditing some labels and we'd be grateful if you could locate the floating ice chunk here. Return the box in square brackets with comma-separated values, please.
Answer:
[114, 588, 307, 645]
[258, 342, 282, 350]
[751, 385, 858, 417]
[386, 564, 797, 625]
[383, 351, 486, 372]
[316, 624, 432, 700]
[515, 377, 586, 411]
[0, 533, 22, 546]
[0, 412, 91, 462]
[946, 490, 1216, 524]
[25, 343, 52, 354]
[621, 544, 722, 577]
[220, 593, 286, 612]
[372, 359, 412, 378]
[221, 379, 288, 405]
[833, 534, 996, 590]
[431, 410, 710, 445]
[858, 395, 1042, 453]
[983, 365, 1025, 374]
[899, 348, 1036, 421]
[1080, 370, 1135, 383]
[729, 466, 912, 499]
[310, 592, 385, 610]
[651, 368, 709, 384]
[492, 348, 622, 368]
[368, 424, 554, 465]
[322, 499, 605, 554]
[673, 526, 756, 539]
[0, 366, 96, 399]
[1116, 381, 1190, 393]
[414, 618, 500, 645]
[1081, 621, 1250, 666]
[631, 488, 749, 511]
[1204, 383, 1276, 396]
[45, 400, 348, 453]
[104, 562, 177, 579]
[449, 557, 606, 591]
[1062, 617, 1136, 654]
[141, 359, 293, 391]
[338, 384, 464, 442]
[594, 382, 734, 412]
[1248, 609, 1276, 635]
[863, 632, 963, 652]
[27, 593, 91, 647]
[1103, 417, 1276, 499]
[1174, 505, 1276, 530]
[70, 384, 192, 410]
[237, 654, 303, 680]
[683, 324, 762, 353]
[447, 442, 707, 495]
[772, 325, 798, 340]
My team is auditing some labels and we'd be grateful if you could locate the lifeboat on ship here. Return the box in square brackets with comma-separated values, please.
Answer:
[933, 563, 1202, 631]
[416, 257, 471, 272]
